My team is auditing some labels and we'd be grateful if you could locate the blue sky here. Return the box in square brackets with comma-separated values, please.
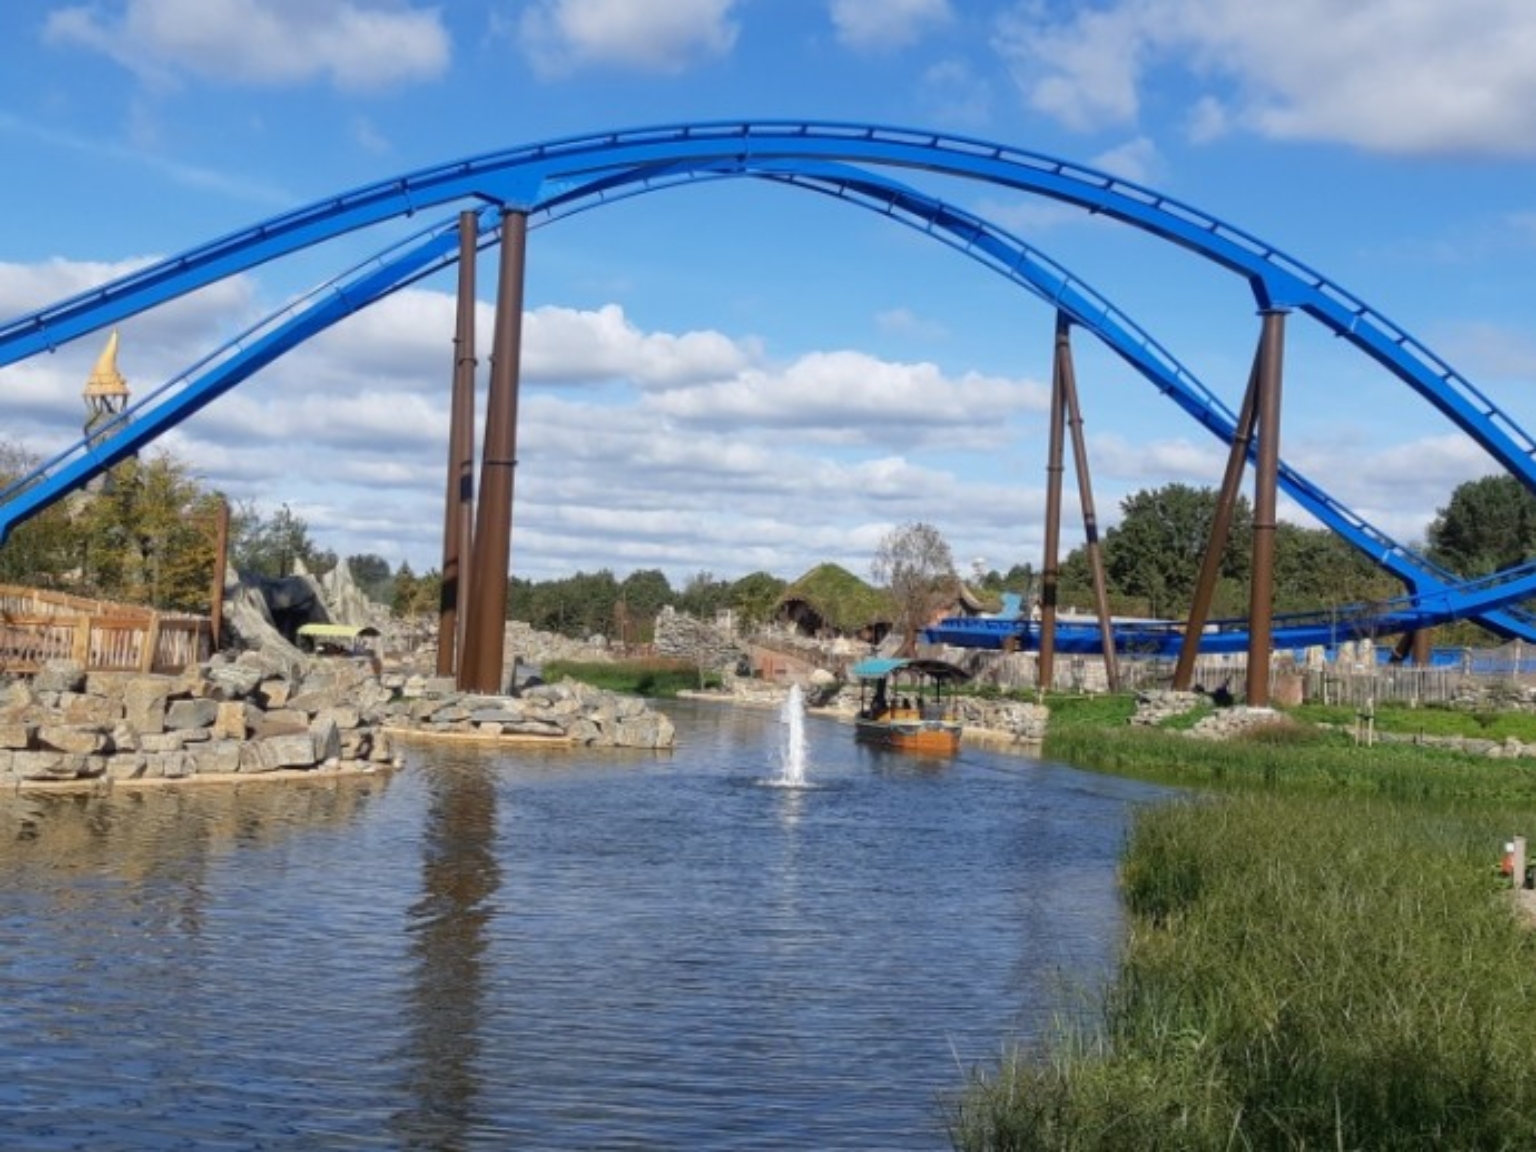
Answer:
[2, 0, 1536, 587]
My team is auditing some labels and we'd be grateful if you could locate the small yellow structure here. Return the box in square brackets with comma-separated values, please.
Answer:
[83, 329, 130, 441]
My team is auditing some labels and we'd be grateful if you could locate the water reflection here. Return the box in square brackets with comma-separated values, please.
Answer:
[392, 750, 501, 1150]
[0, 704, 1172, 1148]
[0, 774, 391, 888]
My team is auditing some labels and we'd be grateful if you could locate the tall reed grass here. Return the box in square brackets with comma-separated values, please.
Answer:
[949, 794, 1536, 1150]
[1046, 721, 1536, 803]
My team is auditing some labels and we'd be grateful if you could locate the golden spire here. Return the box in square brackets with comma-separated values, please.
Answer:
[84, 329, 129, 398]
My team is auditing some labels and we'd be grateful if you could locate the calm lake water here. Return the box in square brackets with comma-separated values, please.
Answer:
[0, 699, 1168, 1150]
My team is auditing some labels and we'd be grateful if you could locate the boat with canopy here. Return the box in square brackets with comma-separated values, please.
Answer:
[849, 657, 969, 754]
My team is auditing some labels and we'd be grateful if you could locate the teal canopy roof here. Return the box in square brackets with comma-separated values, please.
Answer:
[850, 657, 969, 682]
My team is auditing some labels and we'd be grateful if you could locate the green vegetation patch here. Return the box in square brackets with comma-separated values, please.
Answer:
[543, 658, 719, 698]
[776, 562, 895, 632]
[1048, 722, 1536, 802]
[949, 793, 1536, 1150]
[1294, 700, 1536, 743]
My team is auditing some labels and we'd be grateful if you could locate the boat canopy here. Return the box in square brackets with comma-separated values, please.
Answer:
[297, 623, 380, 640]
[849, 657, 969, 683]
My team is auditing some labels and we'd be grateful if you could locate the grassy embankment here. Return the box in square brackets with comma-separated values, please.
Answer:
[542, 657, 720, 698]
[950, 693, 1536, 1151]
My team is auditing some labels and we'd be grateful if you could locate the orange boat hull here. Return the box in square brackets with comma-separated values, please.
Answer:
[854, 715, 962, 755]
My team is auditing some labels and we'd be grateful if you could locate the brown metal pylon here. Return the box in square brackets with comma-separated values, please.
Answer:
[459, 210, 527, 695]
[1246, 309, 1287, 707]
[1057, 314, 1119, 691]
[437, 211, 478, 679]
[1038, 316, 1068, 691]
[1172, 347, 1261, 691]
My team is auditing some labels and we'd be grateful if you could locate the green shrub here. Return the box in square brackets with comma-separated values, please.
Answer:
[541, 658, 719, 698]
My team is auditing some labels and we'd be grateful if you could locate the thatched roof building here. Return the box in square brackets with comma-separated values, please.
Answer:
[775, 563, 895, 641]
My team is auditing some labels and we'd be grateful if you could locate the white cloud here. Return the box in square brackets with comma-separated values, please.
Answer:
[522, 304, 757, 388]
[44, 0, 450, 92]
[0, 254, 1501, 587]
[875, 307, 948, 340]
[1090, 433, 1226, 488]
[0, 112, 295, 206]
[0, 260, 1053, 580]
[831, 0, 952, 51]
[1090, 136, 1161, 184]
[518, 0, 740, 76]
[918, 58, 993, 128]
[994, 2, 1146, 132]
[993, 0, 1536, 156]
[643, 350, 1048, 450]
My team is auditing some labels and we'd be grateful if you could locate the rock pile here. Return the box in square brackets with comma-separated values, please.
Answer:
[0, 650, 675, 789]
[1131, 689, 1207, 726]
[388, 672, 675, 749]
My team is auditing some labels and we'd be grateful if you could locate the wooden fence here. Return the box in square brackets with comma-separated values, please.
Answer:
[945, 646, 1496, 707]
[0, 586, 211, 675]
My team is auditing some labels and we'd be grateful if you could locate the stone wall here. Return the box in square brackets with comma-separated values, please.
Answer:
[653, 607, 746, 674]
[0, 650, 675, 790]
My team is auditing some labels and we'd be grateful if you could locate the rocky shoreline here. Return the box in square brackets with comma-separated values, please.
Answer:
[0, 649, 676, 793]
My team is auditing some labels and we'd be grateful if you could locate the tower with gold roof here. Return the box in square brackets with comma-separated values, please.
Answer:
[83, 329, 130, 444]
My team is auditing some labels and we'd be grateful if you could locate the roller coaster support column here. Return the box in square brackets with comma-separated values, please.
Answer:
[1173, 348, 1260, 690]
[1038, 316, 1069, 690]
[460, 210, 527, 695]
[1058, 314, 1119, 691]
[438, 211, 479, 679]
[1392, 629, 1433, 666]
[1246, 309, 1288, 707]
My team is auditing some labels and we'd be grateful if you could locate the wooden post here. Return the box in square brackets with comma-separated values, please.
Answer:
[209, 496, 229, 655]
[1515, 836, 1527, 890]
[141, 613, 161, 673]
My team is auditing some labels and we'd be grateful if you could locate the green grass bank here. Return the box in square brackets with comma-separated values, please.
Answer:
[950, 695, 1536, 1151]
[542, 657, 721, 698]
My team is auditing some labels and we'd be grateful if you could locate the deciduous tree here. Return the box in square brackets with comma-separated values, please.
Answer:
[1103, 483, 1252, 618]
[1427, 474, 1536, 577]
[872, 521, 957, 655]
[729, 571, 787, 631]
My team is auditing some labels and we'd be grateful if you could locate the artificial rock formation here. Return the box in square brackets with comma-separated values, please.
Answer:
[0, 652, 676, 789]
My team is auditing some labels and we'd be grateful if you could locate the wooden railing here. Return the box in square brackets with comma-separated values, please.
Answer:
[0, 585, 211, 675]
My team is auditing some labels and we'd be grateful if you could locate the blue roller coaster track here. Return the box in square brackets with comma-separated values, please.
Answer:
[1, 119, 1531, 648]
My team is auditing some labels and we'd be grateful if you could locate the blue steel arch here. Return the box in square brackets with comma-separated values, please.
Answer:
[0, 159, 1482, 615]
[2, 120, 1532, 635]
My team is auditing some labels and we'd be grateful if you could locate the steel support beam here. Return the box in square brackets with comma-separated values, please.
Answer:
[459, 211, 527, 695]
[1038, 318, 1069, 690]
[1057, 313, 1119, 691]
[1173, 348, 1261, 690]
[438, 211, 478, 679]
[1246, 310, 1287, 707]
